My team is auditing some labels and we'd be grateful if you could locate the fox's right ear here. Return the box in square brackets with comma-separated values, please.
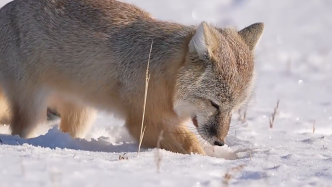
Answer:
[189, 22, 218, 60]
[238, 22, 264, 51]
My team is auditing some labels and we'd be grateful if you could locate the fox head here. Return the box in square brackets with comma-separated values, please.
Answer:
[174, 22, 264, 146]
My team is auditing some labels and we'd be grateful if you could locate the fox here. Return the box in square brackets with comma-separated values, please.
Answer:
[0, 0, 264, 155]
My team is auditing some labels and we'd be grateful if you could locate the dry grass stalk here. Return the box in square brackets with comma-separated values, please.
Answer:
[119, 153, 129, 160]
[238, 109, 247, 123]
[49, 169, 62, 187]
[137, 40, 154, 155]
[312, 120, 316, 133]
[269, 100, 279, 128]
[21, 158, 25, 176]
[154, 130, 164, 173]
[223, 164, 246, 186]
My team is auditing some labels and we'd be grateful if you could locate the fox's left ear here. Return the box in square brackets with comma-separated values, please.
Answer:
[189, 22, 218, 60]
[238, 22, 264, 51]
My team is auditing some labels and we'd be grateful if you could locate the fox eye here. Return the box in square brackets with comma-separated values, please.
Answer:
[210, 100, 219, 110]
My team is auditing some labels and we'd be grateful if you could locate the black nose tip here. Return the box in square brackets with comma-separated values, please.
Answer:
[213, 141, 224, 147]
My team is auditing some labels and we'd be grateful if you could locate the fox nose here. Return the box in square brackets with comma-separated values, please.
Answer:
[213, 140, 224, 147]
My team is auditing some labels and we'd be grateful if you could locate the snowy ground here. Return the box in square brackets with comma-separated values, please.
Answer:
[1, 0, 332, 186]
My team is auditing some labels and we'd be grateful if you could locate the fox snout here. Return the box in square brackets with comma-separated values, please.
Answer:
[175, 100, 232, 147]
[201, 112, 231, 147]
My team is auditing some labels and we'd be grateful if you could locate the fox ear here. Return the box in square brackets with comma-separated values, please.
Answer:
[189, 22, 217, 59]
[238, 22, 264, 50]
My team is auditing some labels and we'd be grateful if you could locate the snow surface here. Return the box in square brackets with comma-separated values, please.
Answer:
[1, 0, 332, 186]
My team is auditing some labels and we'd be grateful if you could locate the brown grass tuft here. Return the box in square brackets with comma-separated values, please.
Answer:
[223, 164, 246, 186]
[269, 100, 279, 128]
[119, 153, 129, 160]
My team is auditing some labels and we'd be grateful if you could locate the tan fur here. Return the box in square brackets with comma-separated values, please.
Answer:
[0, 0, 264, 155]
[0, 87, 11, 125]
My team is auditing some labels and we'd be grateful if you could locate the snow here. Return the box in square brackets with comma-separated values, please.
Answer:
[0, 0, 332, 186]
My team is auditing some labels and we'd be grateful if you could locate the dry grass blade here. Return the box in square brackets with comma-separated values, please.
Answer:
[269, 100, 279, 128]
[137, 40, 154, 155]
[238, 108, 247, 123]
[223, 164, 246, 186]
[119, 153, 129, 160]
[155, 130, 164, 173]
[313, 120, 316, 133]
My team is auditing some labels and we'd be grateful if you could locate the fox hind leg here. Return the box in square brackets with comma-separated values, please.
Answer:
[9, 89, 48, 138]
[0, 87, 11, 125]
